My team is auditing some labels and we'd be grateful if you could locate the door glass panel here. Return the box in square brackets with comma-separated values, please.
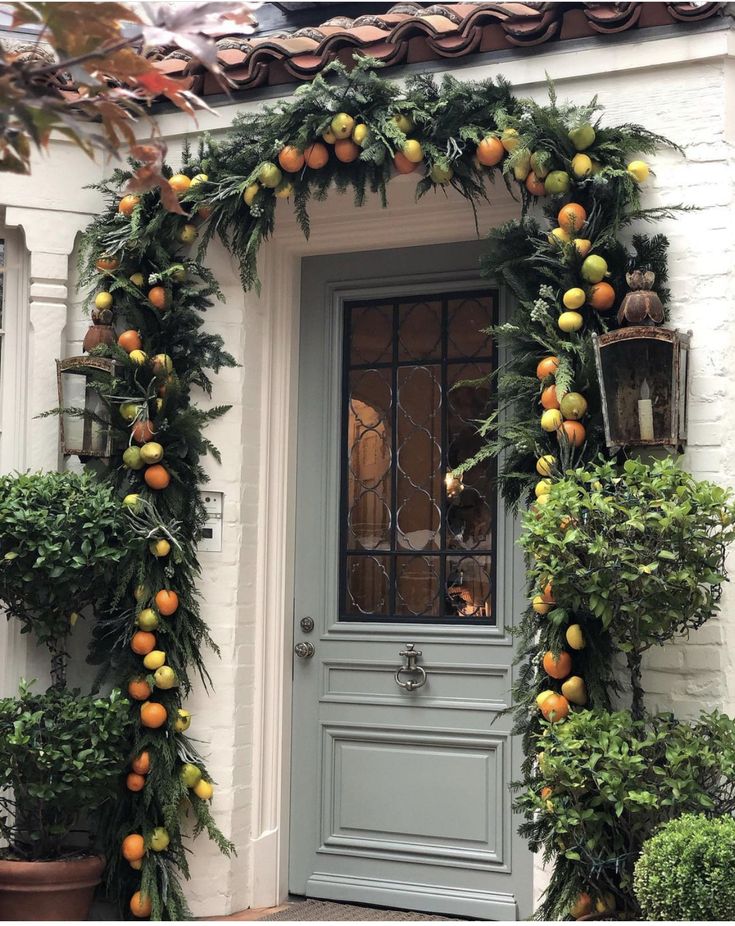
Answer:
[341, 292, 496, 624]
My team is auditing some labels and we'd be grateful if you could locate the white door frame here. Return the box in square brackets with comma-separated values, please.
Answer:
[246, 178, 522, 909]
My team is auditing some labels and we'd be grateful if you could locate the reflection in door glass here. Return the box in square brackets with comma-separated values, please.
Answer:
[340, 292, 496, 624]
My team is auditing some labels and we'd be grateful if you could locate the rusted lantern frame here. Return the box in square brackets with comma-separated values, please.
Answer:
[56, 355, 118, 459]
[592, 326, 691, 453]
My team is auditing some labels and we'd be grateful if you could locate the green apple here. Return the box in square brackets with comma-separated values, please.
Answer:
[559, 392, 588, 420]
[123, 494, 141, 512]
[149, 827, 170, 852]
[544, 170, 570, 195]
[568, 124, 596, 151]
[430, 164, 454, 184]
[137, 608, 159, 631]
[120, 403, 139, 423]
[581, 254, 608, 284]
[122, 447, 144, 470]
[258, 162, 282, 189]
[154, 666, 178, 690]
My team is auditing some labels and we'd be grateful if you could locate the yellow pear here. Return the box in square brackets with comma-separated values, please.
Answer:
[565, 624, 586, 650]
[561, 676, 587, 705]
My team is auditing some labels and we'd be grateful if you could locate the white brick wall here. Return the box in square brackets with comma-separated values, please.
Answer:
[3, 23, 735, 918]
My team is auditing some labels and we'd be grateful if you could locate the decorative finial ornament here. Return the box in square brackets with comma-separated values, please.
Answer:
[617, 269, 665, 326]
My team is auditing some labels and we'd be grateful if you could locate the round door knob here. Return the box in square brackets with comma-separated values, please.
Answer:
[295, 641, 315, 659]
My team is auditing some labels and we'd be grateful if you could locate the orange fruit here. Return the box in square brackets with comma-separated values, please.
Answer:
[540, 692, 570, 723]
[169, 173, 192, 195]
[140, 701, 167, 729]
[127, 678, 152, 701]
[131, 751, 150, 775]
[540, 786, 553, 800]
[126, 772, 146, 792]
[144, 465, 170, 490]
[118, 330, 142, 353]
[130, 891, 152, 918]
[536, 356, 559, 380]
[557, 203, 587, 233]
[588, 282, 615, 311]
[278, 146, 305, 173]
[132, 420, 155, 444]
[393, 151, 417, 174]
[121, 834, 145, 861]
[542, 650, 573, 679]
[540, 385, 560, 410]
[155, 589, 179, 616]
[95, 255, 119, 272]
[559, 420, 586, 447]
[147, 286, 168, 311]
[542, 581, 555, 605]
[131, 631, 156, 656]
[334, 139, 360, 163]
[118, 195, 140, 217]
[525, 172, 546, 196]
[476, 136, 505, 167]
[304, 142, 329, 169]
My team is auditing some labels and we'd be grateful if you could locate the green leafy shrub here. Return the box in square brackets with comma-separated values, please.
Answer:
[0, 471, 130, 686]
[0, 682, 132, 860]
[517, 709, 735, 918]
[634, 814, 735, 920]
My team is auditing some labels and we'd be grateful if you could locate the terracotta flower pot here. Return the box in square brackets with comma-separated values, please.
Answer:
[0, 855, 105, 921]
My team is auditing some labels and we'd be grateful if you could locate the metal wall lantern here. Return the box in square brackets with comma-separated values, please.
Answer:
[56, 356, 117, 459]
[592, 326, 691, 452]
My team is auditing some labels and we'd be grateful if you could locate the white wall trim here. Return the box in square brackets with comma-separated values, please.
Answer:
[246, 179, 520, 909]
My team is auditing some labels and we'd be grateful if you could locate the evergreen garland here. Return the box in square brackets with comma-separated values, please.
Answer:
[75, 57, 682, 920]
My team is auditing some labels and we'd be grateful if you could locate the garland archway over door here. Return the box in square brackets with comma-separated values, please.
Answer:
[76, 59, 677, 920]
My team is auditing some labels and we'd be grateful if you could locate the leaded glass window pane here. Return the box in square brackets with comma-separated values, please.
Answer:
[341, 291, 496, 625]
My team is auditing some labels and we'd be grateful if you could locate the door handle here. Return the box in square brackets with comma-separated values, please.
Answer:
[394, 643, 427, 692]
[295, 641, 315, 659]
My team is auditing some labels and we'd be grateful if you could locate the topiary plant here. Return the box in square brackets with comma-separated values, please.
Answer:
[634, 813, 735, 920]
[0, 471, 131, 687]
[521, 455, 735, 718]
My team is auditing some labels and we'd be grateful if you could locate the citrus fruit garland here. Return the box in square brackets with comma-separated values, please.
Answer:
[75, 56, 673, 921]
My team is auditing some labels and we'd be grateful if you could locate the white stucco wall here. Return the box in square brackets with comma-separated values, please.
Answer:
[1, 20, 734, 917]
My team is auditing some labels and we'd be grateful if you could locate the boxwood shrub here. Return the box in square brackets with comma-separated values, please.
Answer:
[634, 813, 735, 920]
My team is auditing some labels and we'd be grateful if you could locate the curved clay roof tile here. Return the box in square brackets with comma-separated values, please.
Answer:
[667, 1, 722, 20]
[584, 3, 641, 32]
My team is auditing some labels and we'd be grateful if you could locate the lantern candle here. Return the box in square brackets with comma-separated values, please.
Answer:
[638, 378, 654, 441]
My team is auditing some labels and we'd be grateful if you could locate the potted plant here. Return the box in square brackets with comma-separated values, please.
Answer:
[0, 472, 133, 920]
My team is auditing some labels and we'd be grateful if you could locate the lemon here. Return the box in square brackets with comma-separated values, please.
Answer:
[149, 538, 171, 558]
[275, 181, 293, 199]
[565, 624, 586, 650]
[627, 160, 649, 183]
[193, 778, 213, 800]
[536, 455, 556, 477]
[532, 595, 551, 615]
[535, 479, 552, 498]
[129, 272, 145, 288]
[571, 153, 592, 178]
[562, 288, 585, 310]
[95, 292, 113, 310]
[352, 123, 369, 146]
[548, 227, 570, 245]
[540, 409, 563, 432]
[189, 173, 208, 187]
[558, 311, 584, 333]
[402, 140, 423, 163]
[243, 183, 260, 206]
[175, 708, 192, 732]
[140, 442, 164, 464]
[573, 238, 592, 257]
[154, 666, 177, 690]
[129, 350, 147, 366]
[143, 650, 166, 670]
[123, 494, 141, 512]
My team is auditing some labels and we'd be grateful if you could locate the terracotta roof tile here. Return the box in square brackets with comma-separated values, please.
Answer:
[151, 1, 724, 97]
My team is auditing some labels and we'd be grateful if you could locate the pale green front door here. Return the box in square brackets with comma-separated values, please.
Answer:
[289, 242, 532, 920]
